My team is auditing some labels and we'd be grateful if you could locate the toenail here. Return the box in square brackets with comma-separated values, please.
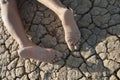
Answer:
[74, 46, 77, 50]
[74, 45, 79, 50]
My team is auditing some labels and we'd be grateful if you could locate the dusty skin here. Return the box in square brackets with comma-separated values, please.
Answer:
[18, 46, 64, 64]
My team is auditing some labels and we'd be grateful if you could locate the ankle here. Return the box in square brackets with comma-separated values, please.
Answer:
[56, 8, 69, 18]
[57, 8, 73, 20]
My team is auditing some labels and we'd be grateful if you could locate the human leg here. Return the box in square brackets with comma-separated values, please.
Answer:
[0, 0, 34, 48]
[37, 0, 81, 51]
[0, 0, 63, 63]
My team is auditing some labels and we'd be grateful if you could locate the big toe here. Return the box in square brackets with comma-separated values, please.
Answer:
[67, 41, 74, 51]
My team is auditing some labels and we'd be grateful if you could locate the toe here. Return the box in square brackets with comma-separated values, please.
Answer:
[52, 55, 62, 63]
[68, 43, 74, 51]
[74, 40, 80, 51]
[67, 39, 80, 51]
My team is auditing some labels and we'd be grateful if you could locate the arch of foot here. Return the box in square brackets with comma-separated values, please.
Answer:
[0, 0, 120, 80]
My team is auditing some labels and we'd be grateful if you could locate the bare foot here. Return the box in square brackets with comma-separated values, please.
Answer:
[59, 8, 81, 51]
[18, 46, 64, 63]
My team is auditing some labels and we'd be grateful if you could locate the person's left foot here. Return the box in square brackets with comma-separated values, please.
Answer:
[58, 8, 81, 51]
[18, 46, 64, 63]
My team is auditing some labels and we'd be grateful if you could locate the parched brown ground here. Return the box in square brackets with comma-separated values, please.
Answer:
[0, 0, 120, 80]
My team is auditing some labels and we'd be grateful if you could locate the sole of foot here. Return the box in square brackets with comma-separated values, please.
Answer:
[18, 46, 65, 63]
[59, 8, 81, 51]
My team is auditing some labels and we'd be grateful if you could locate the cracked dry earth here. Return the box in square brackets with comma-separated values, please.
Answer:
[0, 0, 120, 80]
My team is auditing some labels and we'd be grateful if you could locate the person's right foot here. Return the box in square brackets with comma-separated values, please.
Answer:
[58, 8, 81, 51]
[18, 46, 64, 63]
